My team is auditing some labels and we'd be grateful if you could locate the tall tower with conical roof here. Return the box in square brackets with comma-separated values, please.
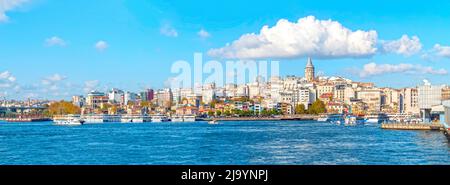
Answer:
[305, 57, 315, 82]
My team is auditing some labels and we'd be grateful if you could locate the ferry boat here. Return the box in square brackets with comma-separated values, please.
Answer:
[53, 115, 84, 126]
[326, 114, 345, 124]
[344, 115, 365, 125]
[208, 120, 219, 125]
[317, 115, 328, 122]
[151, 115, 169, 122]
[121, 115, 151, 123]
[364, 113, 389, 124]
[81, 114, 121, 123]
[171, 115, 184, 122]
[183, 115, 196, 122]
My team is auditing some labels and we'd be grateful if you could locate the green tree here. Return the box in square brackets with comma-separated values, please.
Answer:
[308, 100, 326, 114]
[295, 104, 306, 114]
[207, 110, 215, 117]
[216, 110, 222, 117]
[224, 110, 231, 116]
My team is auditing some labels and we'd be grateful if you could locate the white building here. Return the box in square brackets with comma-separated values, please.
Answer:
[108, 88, 124, 104]
[418, 80, 443, 122]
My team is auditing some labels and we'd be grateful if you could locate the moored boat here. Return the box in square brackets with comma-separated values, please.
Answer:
[208, 120, 219, 125]
[53, 115, 84, 126]
[151, 115, 169, 122]
[344, 115, 365, 125]
[364, 113, 389, 124]
[326, 114, 345, 125]
[171, 115, 184, 122]
[183, 115, 196, 122]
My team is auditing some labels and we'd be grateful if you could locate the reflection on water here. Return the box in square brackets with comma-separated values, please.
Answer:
[0, 121, 449, 164]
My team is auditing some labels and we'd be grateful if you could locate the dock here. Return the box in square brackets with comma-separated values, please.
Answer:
[381, 123, 444, 131]
[206, 115, 319, 122]
[2, 117, 52, 122]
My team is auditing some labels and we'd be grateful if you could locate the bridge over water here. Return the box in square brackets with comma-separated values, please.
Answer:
[0, 106, 47, 117]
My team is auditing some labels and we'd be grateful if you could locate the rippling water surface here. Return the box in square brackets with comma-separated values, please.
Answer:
[0, 121, 449, 164]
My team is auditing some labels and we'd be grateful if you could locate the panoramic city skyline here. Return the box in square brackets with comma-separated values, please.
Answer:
[1, 0, 450, 100]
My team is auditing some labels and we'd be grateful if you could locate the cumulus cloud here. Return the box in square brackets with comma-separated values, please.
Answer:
[160, 24, 178, 37]
[45, 36, 66, 47]
[0, 71, 16, 88]
[358, 62, 447, 78]
[41, 74, 68, 95]
[208, 16, 379, 59]
[431, 44, 450, 58]
[0, 0, 28, 22]
[94, 40, 108, 51]
[380, 35, 422, 56]
[42, 74, 66, 85]
[84, 80, 99, 93]
[198, 29, 210, 39]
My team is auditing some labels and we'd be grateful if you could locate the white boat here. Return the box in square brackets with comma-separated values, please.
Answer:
[208, 120, 219, 125]
[171, 115, 184, 122]
[53, 115, 84, 126]
[344, 115, 365, 125]
[151, 115, 169, 122]
[317, 116, 328, 122]
[183, 115, 196, 122]
[326, 114, 345, 125]
[364, 113, 389, 124]
[120, 115, 151, 123]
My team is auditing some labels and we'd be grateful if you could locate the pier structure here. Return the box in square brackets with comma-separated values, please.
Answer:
[381, 123, 444, 130]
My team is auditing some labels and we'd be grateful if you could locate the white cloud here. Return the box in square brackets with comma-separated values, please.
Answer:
[160, 24, 178, 37]
[45, 36, 66, 47]
[41, 74, 66, 85]
[84, 80, 99, 93]
[41, 74, 67, 95]
[95, 40, 108, 51]
[380, 35, 422, 56]
[0, 71, 16, 88]
[198, 29, 210, 39]
[208, 16, 379, 59]
[358, 62, 447, 78]
[0, 0, 28, 23]
[432, 44, 450, 58]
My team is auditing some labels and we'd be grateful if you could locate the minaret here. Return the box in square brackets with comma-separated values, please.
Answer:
[305, 57, 315, 82]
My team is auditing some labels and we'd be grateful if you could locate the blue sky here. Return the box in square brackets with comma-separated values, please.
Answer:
[1, 0, 450, 100]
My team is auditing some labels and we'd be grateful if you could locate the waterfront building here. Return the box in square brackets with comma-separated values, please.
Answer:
[348, 98, 368, 115]
[357, 89, 382, 113]
[418, 80, 443, 122]
[316, 83, 334, 100]
[202, 88, 215, 104]
[400, 87, 420, 115]
[344, 86, 356, 104]
[327, 101, 345, 114]
[124, 91, 138, 105]
[305, 57, 315, 82]
[280, 91, 295, 106]
[236, 84, 249, 97]
[279, 102, 293, 115]
[72, 95, 85, 107]
[108, 88, 124, 104]
[333, 85, 346, 103]
[269, 76, 283, 103]
[155, 88, 173, 108]
[293, 88, 311, 109]
[441, 86, 450, 100]
[140, 89, 154, 102]
[224, 83, 236, 97]
[86, 91, 108, 109]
